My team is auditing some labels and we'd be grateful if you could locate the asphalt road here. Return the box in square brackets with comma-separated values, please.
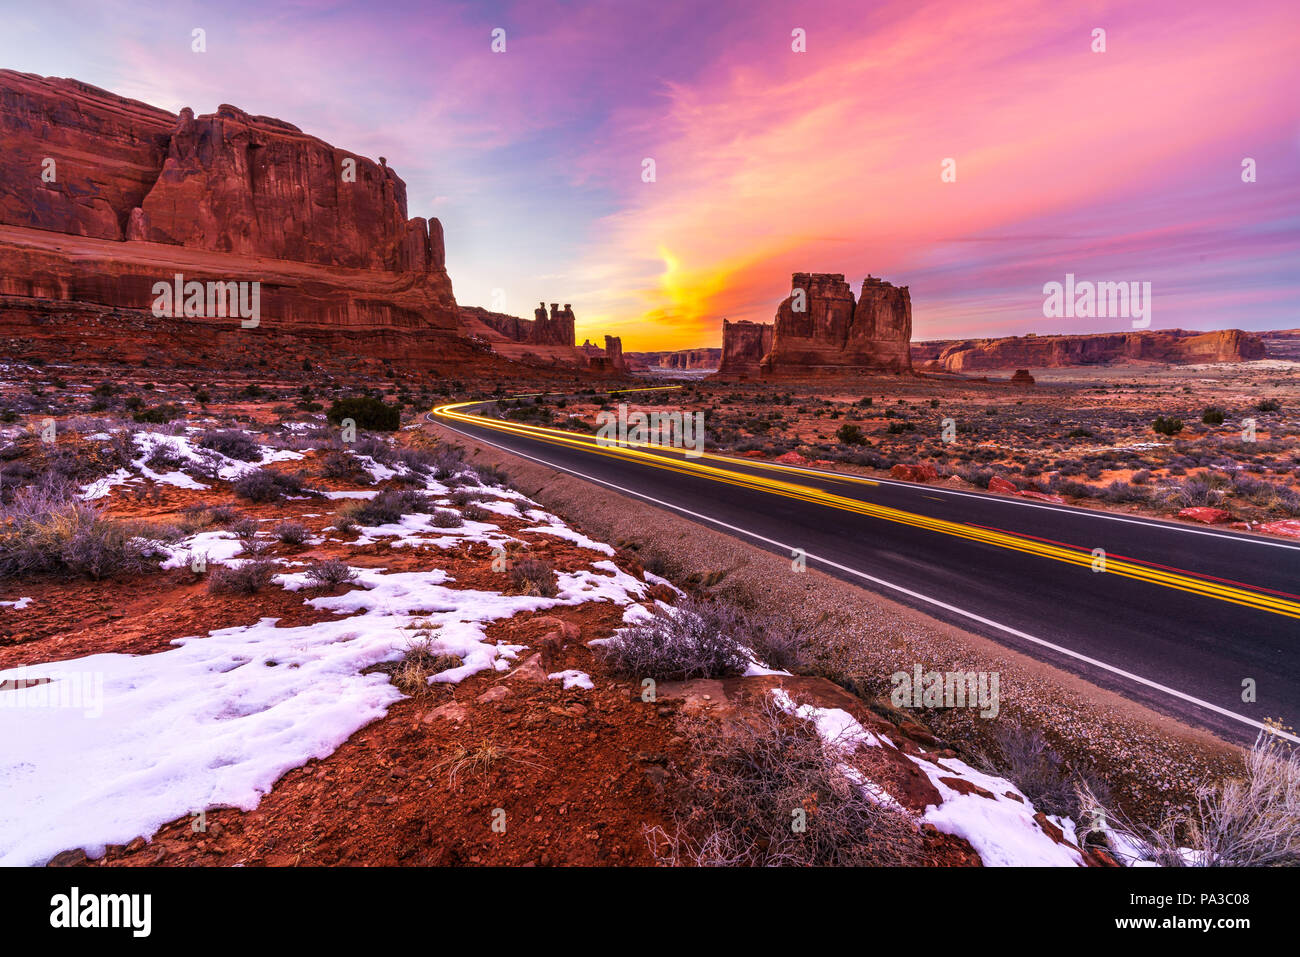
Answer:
[430, 396, 1300, 745]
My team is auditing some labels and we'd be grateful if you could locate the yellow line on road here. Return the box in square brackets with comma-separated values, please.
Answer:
[432, 401, 1300, 619]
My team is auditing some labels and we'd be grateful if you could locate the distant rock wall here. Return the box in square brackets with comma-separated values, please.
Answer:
[917, 329, 1266, 372]
[627, 347, 722, 370]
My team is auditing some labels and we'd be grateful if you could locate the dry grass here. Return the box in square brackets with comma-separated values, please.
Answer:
[434, 743, 546, 790]
[645, 695, 924, 866]
[388, 626, 462, 696]
[1077, 732, 1300, 866]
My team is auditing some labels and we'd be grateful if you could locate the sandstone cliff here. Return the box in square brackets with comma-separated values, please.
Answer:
[915, 328, 1266, 372]
[460, 303, 575, 348]
[717, 319, 773, 376]
[0, 70, 463, 368]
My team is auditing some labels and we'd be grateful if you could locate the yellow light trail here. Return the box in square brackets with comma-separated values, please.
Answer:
[432, 400, 1300, 619]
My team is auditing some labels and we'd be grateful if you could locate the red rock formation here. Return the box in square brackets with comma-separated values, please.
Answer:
[1010, 369, 1036, 386]
[0, 70, 463, 368]
[576, 336, 628, 374]
[917, 329, 1266, 372]
[717, 319, 773, 376]
[459, 303, 576, 348]
[759, 273, 912, 374]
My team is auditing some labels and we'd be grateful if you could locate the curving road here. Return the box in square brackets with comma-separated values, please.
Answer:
[429, 392, 1300, 746]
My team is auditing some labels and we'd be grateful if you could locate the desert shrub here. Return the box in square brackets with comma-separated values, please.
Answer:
[448, 489, 482, 507]
[1067, 428, 1093, 438]
[208, 504, 241, 525]
[1152, 416, 1184, 436]
[207, 558, 277, 594]
[430, 509, 464, 528]
[319, 450, 367, 482]
[326, 396, 400, 431]
[599, 596, 748, 681]
[274, 521, 309, 545]
[836, 423, 867, 445]
[199, 430, 262, 462]
[742, 611, 814, 672]
[131, 403, 184, 424]
[232, 469, 306, 503]
[645, 696, 924, 866]
[143, 443, 185, 472]
[472, 464, 512, 488]
[1202, 407, 1226, 426]
[1099, 479, 1149, 504]
[337, 489, 433, 526]
[431, 446, 466, 480]
[1254, 398, 1282, 414]
[507, 557, 558, 598]
[395, 447, 437, 475]
[352, 435, 394, 462]
[993, 725, 1079, 818]
[462, 504, 491, 522]
[0, 481, 158, 580]
[304, 559, 358, 589]
[1172, 470, 1229, 508]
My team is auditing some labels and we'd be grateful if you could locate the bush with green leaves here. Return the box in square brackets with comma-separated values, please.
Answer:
[326, 396, 400, 431]
[132, 403, 184, 424]
[836, 423, 867, 445]
[1152, 416, 1184, 437]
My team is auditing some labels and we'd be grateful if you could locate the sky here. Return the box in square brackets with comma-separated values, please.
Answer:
[3, 0, 1298, 350]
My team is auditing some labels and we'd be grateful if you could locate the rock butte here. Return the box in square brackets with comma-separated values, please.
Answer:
[717, 273, 912, 377]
